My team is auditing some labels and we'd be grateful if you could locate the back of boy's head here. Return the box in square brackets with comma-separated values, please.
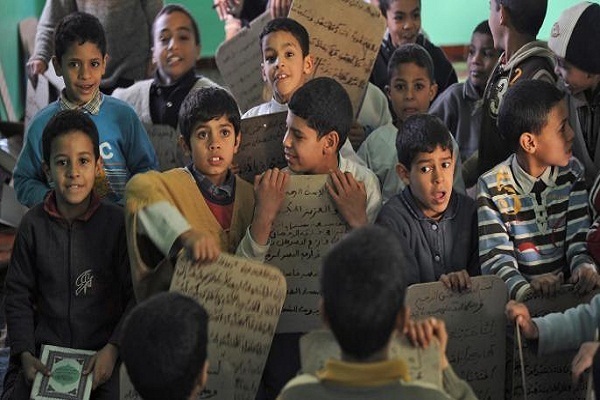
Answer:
[498, 79, 565, 152]
[154, 4, 201, 45]
[387, 43, 435, 84]
[378, 0, 421, 18]
[54, 12, 107, 63]
[321, 225, 407, 360]
[548, 2, 600, 75]
[179, 86, 241, 148]
[288, 77, 352, 149]
[396, 114, 453, 167]
[42, 109, 100, 165]
[493, 0, 547, 37]
[259, 18, 310, 57]
[473, 20, 493, 37]
[120, 292, 209, 400]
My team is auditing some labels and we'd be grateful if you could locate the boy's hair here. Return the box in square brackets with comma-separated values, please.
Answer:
[473, 20, 492, 36]
[498, 79, 565, 152]
[387, 43, 435, 83]
[396, 114, 453, 167]
[54, 12, 107, 63]
[120, 292, 209, 400]
[321, 225, 407, 360]
[179, 86, 241, 148]
[42, 109, 100, 165]
[259, 18, 310, 57]
[493, 0, 547, 37]
[378, 0, 422, 18]
[288, 77, 352, 149]
[153, 4, 200, 45]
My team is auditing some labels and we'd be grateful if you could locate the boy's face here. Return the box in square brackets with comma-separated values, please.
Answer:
[396, 145, 454, 220]
[554, 57, 599, 96]
[467, 32, 498, 91]
[385, 0, 421, 48]
[183, 115, 240, 186]
[153, 10, 200, 85]
[283, 111, 336, 174]
[43, 130, 101, 219]
[53, 42, 107, 105]
[529, 99, 574, 169]
[386, 62, 437, 123]
[261, 31, 313, 104]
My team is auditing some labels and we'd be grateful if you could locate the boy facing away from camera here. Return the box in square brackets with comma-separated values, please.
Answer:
[478, 80, 599, 300]
[4, 110, 134, 399]
[376, 114, 479, 291]
[14, 11, 158, 207]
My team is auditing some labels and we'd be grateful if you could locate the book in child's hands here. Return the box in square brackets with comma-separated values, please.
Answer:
[30, 345, 95, 400]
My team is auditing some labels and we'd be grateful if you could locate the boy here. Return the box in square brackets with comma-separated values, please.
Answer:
[278, 225, 476, 399]
[120, 292, 209, 400]
[358, 44, 465, 202]
[113, 4, 219, 170]
[125, 86, 287, 301]
[243, 17, 392, 158]
[376, 114, 479, 291]
[14, 12, 158, 207]
[478, 80, 599, 301]
[370, 0, 457, 100]
[4, 110, 133, 399]
[548, 2, 600, 188]
[477, 0, 556, 176]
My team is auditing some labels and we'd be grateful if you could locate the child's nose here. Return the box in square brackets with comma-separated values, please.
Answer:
[79, 64, 90, 79]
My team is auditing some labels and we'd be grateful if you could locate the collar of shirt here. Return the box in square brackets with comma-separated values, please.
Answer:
[268, 97, 288, 113]
[317, 358, 410, 387]
[511, 155, 556, 194]
[187, 163, 235, 205]
[43, 190, 101, 222]
[59, 88, 103, 115]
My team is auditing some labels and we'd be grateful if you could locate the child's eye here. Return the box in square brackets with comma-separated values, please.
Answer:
[91, 61, 100, 68]
[285, 51, 294, 58]
[467, 47, 476, 57]
[264, 54, 276, 64]
[80, 157, 90, 165]
[420, 166, 433, 173]
[196, 131, 208, 139]
[412, 11, 421, 19]
[68, 61, 80, 68]
[221, 129, 231, 137]
[442, 161, 452, 169]
[393, 13, 405, 22]
[178, 33, 191, 41]
[55, 159, 68, 167]
[394, 83, 406, 91]
[483, 50, 496, 58]
[415, 83, 425, 91]
[159, 35, 170, 44]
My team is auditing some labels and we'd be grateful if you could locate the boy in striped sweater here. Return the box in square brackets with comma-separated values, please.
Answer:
[477, 80, 599, 300]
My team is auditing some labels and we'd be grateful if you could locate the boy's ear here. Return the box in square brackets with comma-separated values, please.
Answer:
[52, 56, 62, 77]
[428, 83, 439, 103]
[42, 161, 52, 182]
[95, 156, 104, 175]
[396, 162, 411, 185]
[519, 132, 536, 154]
[233, 132, 242, 154]
[322, 131, 339, 155]
[178, 135, 191, 155]
[499, 4, 509, 26]
[303, 54, 314, 76]
[189, 360, 209, 398]
[385, 84, 391, 100]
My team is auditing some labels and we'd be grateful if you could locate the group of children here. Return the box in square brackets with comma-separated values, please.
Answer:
[4, 0, 600, 399]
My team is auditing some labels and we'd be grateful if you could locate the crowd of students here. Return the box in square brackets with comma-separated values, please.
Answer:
[3, 0, 600, 399]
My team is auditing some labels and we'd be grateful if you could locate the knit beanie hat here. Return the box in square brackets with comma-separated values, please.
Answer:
[548, 1, 600, 74]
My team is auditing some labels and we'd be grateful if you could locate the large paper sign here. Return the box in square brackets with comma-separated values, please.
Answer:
[143, 124, 188, 171]
[406, 276, 507, 400]
[235, 112, 287, 183]
[170, 253, 287, 400]
[509, 286, 600, 400]
[215, 12, 271, 113]
[288, 0, 386, 116]
[264, 175, 349, 333]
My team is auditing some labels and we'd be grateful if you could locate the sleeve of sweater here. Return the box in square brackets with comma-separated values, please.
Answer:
[31, 0, 74, 63]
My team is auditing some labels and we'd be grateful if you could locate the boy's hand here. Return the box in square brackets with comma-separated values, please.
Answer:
[530, 272, 563, 297]
[179, 229, 220, 264]
[26, 59, 48, 86]
[20, 351, 50, 383]
[251, 168, 289, 245]
[83, 343, 118, 390]
[439, 270, 472, 292]
[269, 0, 292, 17]
[571, 341, 600, 384]
[505, 300, 539, 339]
[326, 169, 368, 229]
[404, 317, 449, 369]
[569, 266, 599, 295]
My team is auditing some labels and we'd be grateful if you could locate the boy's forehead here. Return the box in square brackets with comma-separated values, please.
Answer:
[63, 41, 104, 58]
[412, 146, 452, 163]
[51, 130, 95, 152]
[193, 115, 234, 128]
[262, 31, 301, 50]
[392, 62, 432, 81]
[471, 32, 494, 47]
[154, 11, 193, 33]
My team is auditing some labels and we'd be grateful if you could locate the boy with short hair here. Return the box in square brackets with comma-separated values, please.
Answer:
[113, 4, 219, 170]
[370, 0, 457, 100]
[376, 114, 479, 291]
[478, 79, 599, 300]
[4, 109, 133, 398]
[120, 292, 209, 400]
[278, 225, 476, 399]
[358, 44, 465, 202]
[14, 11, 158, 207]
[125, 86, 287, 301]
[477, 0, 556, 176]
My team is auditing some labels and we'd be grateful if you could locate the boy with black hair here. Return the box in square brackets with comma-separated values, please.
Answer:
[114, 4, 219, 170]
[477, 0, 556, 176]
[370, 0, 457, 101]
[120, 292, 209, 400]
[125, 86, 287, 301]
[278, 225, 476, 399]
[4, 109, 133, 399]
[14, 11, 158, 207]
[377, 114, 479, 291]
[478, 79, 599, 300]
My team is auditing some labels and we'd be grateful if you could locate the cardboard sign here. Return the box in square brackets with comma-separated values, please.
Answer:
[143, 123, 189, 171]
[406, 276, 508, 400]
[264, 175, 349, 333]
